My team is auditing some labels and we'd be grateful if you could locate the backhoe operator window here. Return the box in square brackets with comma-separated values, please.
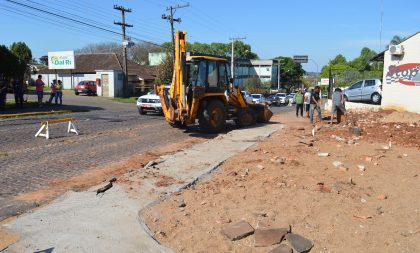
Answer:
[207, 61, 217, 87]
[197, 60, 207, 87]
[218, 63, 228, 86]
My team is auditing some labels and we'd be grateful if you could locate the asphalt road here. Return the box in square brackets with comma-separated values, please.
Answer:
[0, 93, 292, 220]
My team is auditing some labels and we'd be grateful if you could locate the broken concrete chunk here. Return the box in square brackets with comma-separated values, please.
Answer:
[177, 199, 186, 208]
[254, 228, 288, 247]
[332, 161, 343, 168]
[269, 244, 293, 253]
[331, 135, 345, 142]
[332, 183, 343, 194]
[357, 165, 366, 171]
[221, 220, 254, 241]
[286, 233, 314, 253]
[349, 127, 362, 136]
[257, 164, 264, 170]
[317, 152, 329, 157]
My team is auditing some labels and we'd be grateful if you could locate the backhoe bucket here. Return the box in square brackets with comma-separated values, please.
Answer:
[249, 104, 273, 123]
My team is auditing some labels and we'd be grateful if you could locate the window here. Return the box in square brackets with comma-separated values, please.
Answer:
[196, 60, 207, 87]
[218, 62, 228, 86]
[350, 81, 363, 90]
[364, 80, 376, 87]
[207, 61, 217, 87]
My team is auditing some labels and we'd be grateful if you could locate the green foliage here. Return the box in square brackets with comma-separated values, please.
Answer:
[39, 55, 48, 65]
[273, 56, 305, 91]
[162, 40, 259, 59]
[320, 47, 384, 87]
[244, 76, 271, 94]
[0, 44, 26, 78]
[155, 52, 173, 84]
[10, 42, 32, 63]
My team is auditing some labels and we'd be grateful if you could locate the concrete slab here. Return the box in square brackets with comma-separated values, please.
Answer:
[3, 123, 283, 253]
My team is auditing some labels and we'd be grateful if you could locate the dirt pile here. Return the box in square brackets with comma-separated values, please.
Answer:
[144, 110, 420, 253]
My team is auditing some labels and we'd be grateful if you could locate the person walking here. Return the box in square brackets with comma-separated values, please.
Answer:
[310, 86, 322, 124]
[55, 80, 63, 105]
[35, 75, 45, 107]
[48, 80, 57, 104]
[331, 87, 346, 124]
[294, 89, 304, 117]
[13, 78, 24, 108]
[304, 88, 311, 118]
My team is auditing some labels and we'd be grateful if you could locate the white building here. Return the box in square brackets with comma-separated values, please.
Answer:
[373, 31, 420, 113]
[232, 59, 279, 88]
[31, 53, 155, 97]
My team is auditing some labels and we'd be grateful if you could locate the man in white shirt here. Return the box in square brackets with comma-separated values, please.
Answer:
[304, 88, 311, 118]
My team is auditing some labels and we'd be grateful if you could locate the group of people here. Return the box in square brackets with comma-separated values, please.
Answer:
[293, 85, 346, 125]
[35, 74, 63, 107]
[0, 74, 64, 110]
[0, 74, 26, 110]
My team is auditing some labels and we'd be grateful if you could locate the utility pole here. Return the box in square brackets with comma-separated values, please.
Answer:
[229, 37, 246, 86]
[114, 5, 133, 97]
[162, 3, 190, 60]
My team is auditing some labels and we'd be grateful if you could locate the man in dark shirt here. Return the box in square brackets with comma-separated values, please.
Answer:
[310, 85, 322, 124]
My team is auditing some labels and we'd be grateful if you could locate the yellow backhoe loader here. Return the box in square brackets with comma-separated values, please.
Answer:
[156, 31, 273, 133]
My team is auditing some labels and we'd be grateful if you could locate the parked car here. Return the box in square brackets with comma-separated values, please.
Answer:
[343, 79, 382, 104]
[287, 93, 296, 104]
[74, 80, 97, 96]
[266, 95, 280, 106]
[275, 93, 287, 105]
[251, 93, 266, 104]
[241, 91, 253, 104]
[136, 91, 162, 115]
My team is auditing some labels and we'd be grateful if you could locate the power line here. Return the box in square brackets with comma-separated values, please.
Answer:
[161, 2, 190, 58]
[114, 5, 133, 97]
[4, 0, 165, 47]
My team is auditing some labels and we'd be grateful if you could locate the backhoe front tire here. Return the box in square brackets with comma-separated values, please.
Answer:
[199, 100, 226, 133]
[235, 108, 256, 128]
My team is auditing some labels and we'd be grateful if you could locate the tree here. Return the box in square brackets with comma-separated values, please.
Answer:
[10, 42, 32, 63]
[39, 55, 48, 65]
[0, 44, 23, 78]
[244, 76, 271, 94]
[274, 56, 305, 91]
[128, 42, 161, 65]
[154, 52, 173, 85]
[75, 42, 122, 55]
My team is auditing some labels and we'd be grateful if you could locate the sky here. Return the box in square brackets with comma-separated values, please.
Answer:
[0, 0, 419, 72]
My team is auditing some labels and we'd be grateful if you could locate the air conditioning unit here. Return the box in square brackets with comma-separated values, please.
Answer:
[389, 44, 404, 55]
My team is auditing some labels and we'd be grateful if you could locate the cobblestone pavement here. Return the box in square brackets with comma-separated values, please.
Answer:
[0, 93, 291, 220]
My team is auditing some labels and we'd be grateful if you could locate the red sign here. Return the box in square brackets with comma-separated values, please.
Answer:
[386, 63, 420, 86]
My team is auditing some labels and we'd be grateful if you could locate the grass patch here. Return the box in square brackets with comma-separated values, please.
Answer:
[27, 86, 51, 92]
[111, 97, 138, 103]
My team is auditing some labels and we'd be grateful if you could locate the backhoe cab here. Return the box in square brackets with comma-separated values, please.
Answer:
[156, 31, 272, 133]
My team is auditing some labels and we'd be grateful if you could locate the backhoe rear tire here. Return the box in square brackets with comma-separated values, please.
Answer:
[199, 99, 226, 133]
[235, 108, 256, 128]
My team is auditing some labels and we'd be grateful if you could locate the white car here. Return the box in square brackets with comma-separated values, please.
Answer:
[343, 79, 382, 104]
[251, 94, 266, 104]
[275, 93, 287, 105]
[136, 91, 162, 115]
[241, 91, 253, 104]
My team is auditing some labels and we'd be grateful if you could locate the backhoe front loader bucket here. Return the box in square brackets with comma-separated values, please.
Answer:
[249, 103, 273, 123]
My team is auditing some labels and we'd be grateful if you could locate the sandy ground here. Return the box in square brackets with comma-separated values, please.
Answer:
[144, 110, 420, 253]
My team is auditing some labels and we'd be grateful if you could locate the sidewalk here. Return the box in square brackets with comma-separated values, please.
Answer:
[0, 121, 283, 252]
